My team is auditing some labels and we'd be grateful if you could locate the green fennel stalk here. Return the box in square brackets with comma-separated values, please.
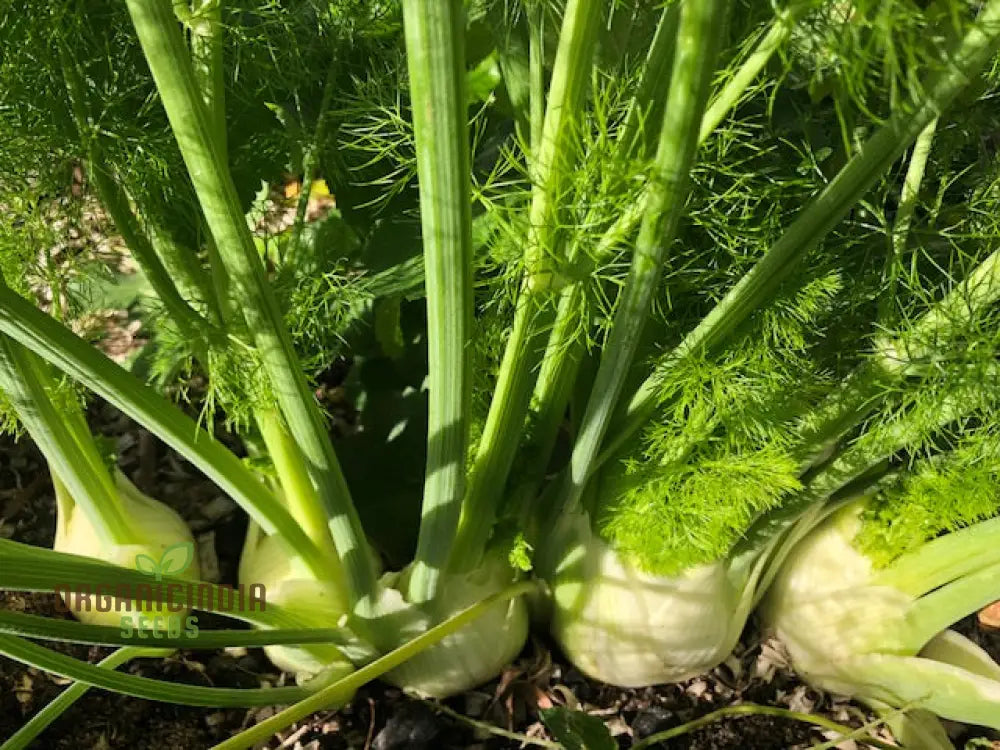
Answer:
[124, 0, 374, 602]
[562, 0, 728, 513]
[400, 0, 475, 603]
[449, 0, 605, 569]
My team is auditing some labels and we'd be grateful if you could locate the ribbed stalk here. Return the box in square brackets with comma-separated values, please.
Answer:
[0, 645, 158, 750]
[0, 337, 130, 546]
[879, 118, 937, 322]
[606, 1, 1000, 464]
[0, 285, 330, 577]
[286, 60, 337, 267]
[255, 410, 341, 565]
[185, 0, 234, 329]
[698, 0, 811, 143]
[125, 0, 377, 604]
[449, 294, 549, 569]
[905, 560, 1000, 652]
[88, 163, 213, 340]
[616, 3, 680, 158]
[148, 223, 223, 324]
[529, 0, 545, 154]
[186, 0, 226, 157]
[876, 515, 1000, 597]
[561, 0, 728, 514]
[448, 0, 604, 571]
[399, 0, 474, 603]
[522, 286, 585, 486]
[523, 0, 604, 290]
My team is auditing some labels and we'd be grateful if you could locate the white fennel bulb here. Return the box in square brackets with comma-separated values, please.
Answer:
[383, 550, 529, 698]
[762, 500, 1000, 732]
[239, 526, 355, 683]
[544, 512, 749, 687]
[53, 472, 200, 628]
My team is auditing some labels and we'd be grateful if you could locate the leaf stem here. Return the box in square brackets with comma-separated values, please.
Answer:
[187, 0, 226, 156]
[0, 286, 330, 577]
[698, 0, 812, 144]
[739, 371, 996, 579]
[285, 59, 338, 267]
[124, 0, 377, 605]
[0, 646, 165, 750]
[561, 0, 728, 514]
[0, 536, 368, 648]
[400, 0, 474, 603]
[879, 118, 937, 323]
[792, 244, 1000, 470]
[448, 0, 604, 571]
[876, 515, 1000, 597]
[523, 0, 805, 520]
[0, 634, 312, 706]
[0, 608, 353, 650]
[0, 336, 130, 545]
[529, 0, 545, 155]
[616, 3, 679, 158]
[255, 410, 342, 567]
[902, 560, 1000, 652]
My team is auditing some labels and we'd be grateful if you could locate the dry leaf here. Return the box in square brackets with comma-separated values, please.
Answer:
[978, 600, 1000, 629]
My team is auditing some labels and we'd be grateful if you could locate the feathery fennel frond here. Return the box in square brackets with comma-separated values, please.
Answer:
[856, 431, 1000, 568]
[597, 448, 802, 576]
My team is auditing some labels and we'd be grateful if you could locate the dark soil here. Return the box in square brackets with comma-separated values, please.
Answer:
[2, 402, 999, 750]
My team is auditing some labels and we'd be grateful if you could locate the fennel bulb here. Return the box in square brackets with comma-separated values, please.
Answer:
[762, 501, 1000, 731]
[544, 512, 752, 687]
[382, 551, 529, 698]
[238, 525, 355, 682]
[53, 472, 201, 628]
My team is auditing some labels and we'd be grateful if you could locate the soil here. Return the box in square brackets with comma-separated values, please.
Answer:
[2, 402, 999, 750]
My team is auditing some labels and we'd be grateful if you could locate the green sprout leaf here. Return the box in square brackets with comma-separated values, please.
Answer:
[539, 707, 615, 750]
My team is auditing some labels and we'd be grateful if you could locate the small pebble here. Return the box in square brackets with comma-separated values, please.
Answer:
[632, 705, 674, 739]
[372, 702, 439, 750]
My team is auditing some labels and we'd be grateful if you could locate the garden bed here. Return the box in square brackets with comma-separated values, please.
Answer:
[2, 402, 998, 749]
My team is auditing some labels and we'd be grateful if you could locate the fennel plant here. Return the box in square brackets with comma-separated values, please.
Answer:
[0, 1, 999, 748]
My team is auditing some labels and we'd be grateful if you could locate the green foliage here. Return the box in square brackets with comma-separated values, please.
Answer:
[507, 531, 534, 572]
[0, 385, 21, 438]
[2, 0, 1000, 730]
[786, 0, 972, 123]
[539, 707, 615, 750]
[0, 0, 410, 436]
[590, 263, 847, 574]
[856, 436, 1000, 568]
[598, 447, 801, 575]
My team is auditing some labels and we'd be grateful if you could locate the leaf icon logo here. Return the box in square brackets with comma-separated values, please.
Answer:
[134, 542, 195, 581]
